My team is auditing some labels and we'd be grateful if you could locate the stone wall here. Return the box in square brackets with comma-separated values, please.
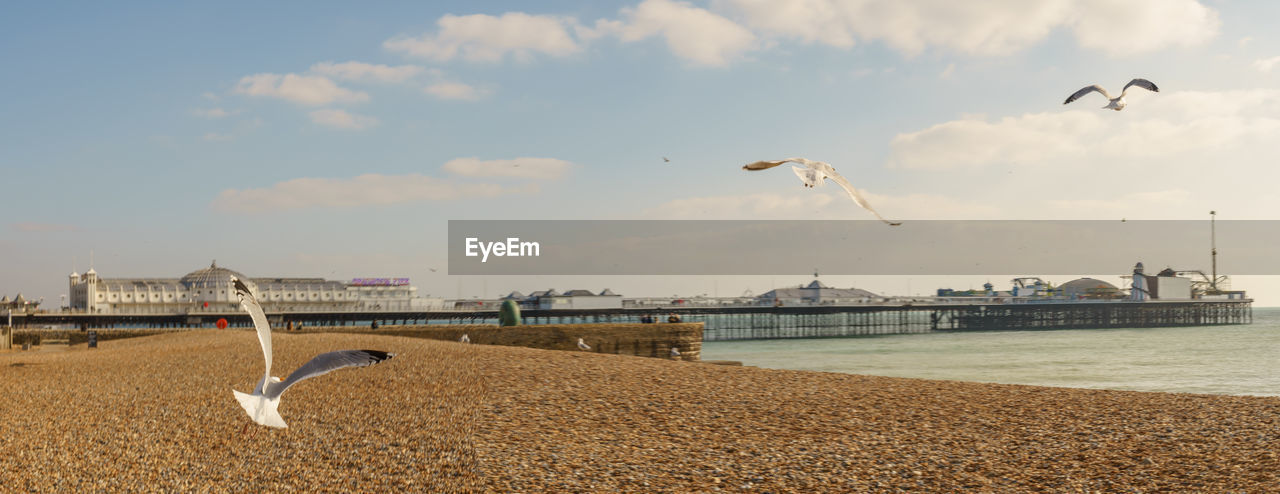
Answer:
[7, 323, 705, 361]
[13, 328, 179, 346]
[298, 323, 704, 361]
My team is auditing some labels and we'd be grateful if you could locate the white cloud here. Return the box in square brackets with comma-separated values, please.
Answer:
[202, 132, 232, 142]
[424, 81, 487, 101]
[717, 0, 1219, 57]
[192, 108, 236, 118]
[641, 191, 1001, 220]
[309, 61, 424, 83]
[889, 111, 1105, 169]
[1046, 189, 1192, 217]
[442, 157, 572, 179]
[1239, 36, 1254, 48]
[308, 109, 380, 130]
[1253, 56, 1280, 73]
[644, 192, 839, 219]
[889, 89, 1280, 170]
[939, 63, 955, 79]
[384, 12, 581, 62]
[593, 0, 756, 66]
[1069, 0, 1219, 56]
[214, 174, 527, 212]
[234, 73, 369, 105]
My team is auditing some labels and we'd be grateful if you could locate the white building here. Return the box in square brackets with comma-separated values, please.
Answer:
[505, 288, 623, 310]
[757, 280, 880, 305]
[69, 261, 428, 314]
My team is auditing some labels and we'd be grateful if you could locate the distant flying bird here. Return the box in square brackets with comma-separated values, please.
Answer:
[577, 338, 591, 351]
[460, 334, 470, 344]
[662, 157, 670, 163]
[742, 157, 902, 226]
[1064, 78, 1159, 111]
[231, 276, 395, 429]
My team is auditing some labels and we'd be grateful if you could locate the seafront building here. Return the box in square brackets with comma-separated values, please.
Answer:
[500, 289, 624, 309]
[67, 261, 442, 314]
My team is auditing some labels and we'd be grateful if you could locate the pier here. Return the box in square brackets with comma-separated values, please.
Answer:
[14, 299, 1253, 341]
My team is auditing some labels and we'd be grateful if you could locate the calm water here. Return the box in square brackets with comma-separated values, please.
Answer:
[703, 307, 1280, 397]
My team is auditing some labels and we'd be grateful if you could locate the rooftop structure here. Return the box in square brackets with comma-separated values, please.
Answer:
[68, 261, 434, 314]
[757, 280, 880, 306]
[503, 288, 623, 310]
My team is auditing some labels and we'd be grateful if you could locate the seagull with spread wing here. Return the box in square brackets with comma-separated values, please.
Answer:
[231, 276, 396, 429]
[742, 157, 902, 226]
[1064, 78, 1159, 111]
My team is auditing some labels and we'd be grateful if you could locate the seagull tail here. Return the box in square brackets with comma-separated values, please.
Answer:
[233, 389, 288, 429]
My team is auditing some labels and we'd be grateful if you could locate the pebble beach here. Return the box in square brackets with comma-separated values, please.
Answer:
[3, 330, 1280, 492]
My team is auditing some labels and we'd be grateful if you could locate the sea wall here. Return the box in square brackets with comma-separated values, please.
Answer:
[298, 323, 704, 361]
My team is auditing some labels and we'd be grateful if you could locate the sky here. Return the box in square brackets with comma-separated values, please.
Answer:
[4, 0, 1280, 306]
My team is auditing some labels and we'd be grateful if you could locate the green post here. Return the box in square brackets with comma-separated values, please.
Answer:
[499, 299, 522, 326]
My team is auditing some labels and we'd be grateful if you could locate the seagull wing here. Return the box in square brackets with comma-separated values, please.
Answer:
[744, 156, 829, 170]
[233, 276, 273, 385]
[1064, 85, 1110, 105]
[791, 165, 825, 187]
[1120, 78, 1159, 97]
[265, 350, 395, 399]
[742, 159, 791, 171]
[825, 171, 902, 226]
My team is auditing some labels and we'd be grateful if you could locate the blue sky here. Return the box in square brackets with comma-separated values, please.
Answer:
[5, 0, 1280, 305]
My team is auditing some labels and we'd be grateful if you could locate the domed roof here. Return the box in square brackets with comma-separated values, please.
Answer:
[180, 260, 250, 289]
[1059, 278, 1121, 298]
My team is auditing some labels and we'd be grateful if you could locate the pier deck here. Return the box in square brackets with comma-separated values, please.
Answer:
[14, 300, 1253, 341]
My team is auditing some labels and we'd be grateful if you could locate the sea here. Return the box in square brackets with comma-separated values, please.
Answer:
[702, 307, 1280, 397]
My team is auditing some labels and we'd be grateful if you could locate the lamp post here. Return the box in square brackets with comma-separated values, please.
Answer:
[1210, 210, 1218, 292]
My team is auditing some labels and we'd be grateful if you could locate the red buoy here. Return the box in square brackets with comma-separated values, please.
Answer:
[216, 318, 228, 329]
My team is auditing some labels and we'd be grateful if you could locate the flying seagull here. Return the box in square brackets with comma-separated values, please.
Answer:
[577, 338, 591, 351]
[742, 157, 902, 226]
[460, 334, 470, 344]
[662, 157, 670, 163]
[1064, 78, 1159, 111]
[231, 276, 395, 429]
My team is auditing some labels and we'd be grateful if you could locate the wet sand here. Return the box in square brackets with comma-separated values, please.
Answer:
[3, 330, 1279, 492]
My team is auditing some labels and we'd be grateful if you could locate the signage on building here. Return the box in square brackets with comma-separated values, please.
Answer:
[350, 278, 410, 286]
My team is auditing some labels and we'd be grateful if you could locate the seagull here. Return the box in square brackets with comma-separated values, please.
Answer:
[1064, 78, 1159, 111]
[662, 157, 670, 163]
[670, 346, 681, 358]
[742, 157, 902, 226]
[460, 334, 470, 344]
[577, 338, 591, 351]
[231, 276, 396, 429]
